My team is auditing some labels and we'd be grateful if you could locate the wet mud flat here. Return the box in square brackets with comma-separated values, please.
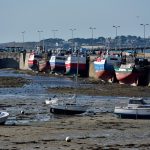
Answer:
[0, 74, 150, 97]
[1, 113, 150, 150]
[0, 76, 30, 88]
[0, 70, 150, 149]
[47, 78, 150, 97]
[1, 69, 149, 97]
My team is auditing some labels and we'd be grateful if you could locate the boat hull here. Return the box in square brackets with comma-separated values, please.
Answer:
[0, 112, 9, 125]
[114, 107, 150, 119]
[65, 55, 87, 76]
[38, 60, 49, 72]
[50, 56, 66, 74]
[50, 104, 88, 115]
[28, 53, 38, 70]
[65, 63, 86, 75]
[94, 60, 116, 82]
[50, 63, 66, 72]
[50, 107, 86, 115]
[115, 58, 149, 86]
[115, 67, 145, 86]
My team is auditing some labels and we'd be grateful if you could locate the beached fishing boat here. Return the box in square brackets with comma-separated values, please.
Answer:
[0, 111, 9, 125]
[65, 54, 88, 77]
[115, 57, 149, 86]
[28, 52, 38, 70]
[114, 97, 150, 119]
[49, 55, 67, 74]
[93, 53, 121, 82]
[38, 58, 49, 72]
[28, 52, 50, 72]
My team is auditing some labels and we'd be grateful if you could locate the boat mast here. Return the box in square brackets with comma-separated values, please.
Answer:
[74, 49, 79, 101]
[76, 49, 79, 82]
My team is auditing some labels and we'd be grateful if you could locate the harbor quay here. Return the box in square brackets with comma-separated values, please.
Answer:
[0, 51, 150, 86]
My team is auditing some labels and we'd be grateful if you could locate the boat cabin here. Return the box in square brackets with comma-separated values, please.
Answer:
[128, 98, 147, 108]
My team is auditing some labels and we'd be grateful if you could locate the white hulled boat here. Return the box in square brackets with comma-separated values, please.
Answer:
[49, 94, 89, 115]
[114, 98, 150, 119]
[0, 111, 9, 124]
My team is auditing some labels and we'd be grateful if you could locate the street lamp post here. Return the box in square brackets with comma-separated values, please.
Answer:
[52, 29, 58, 39]
[140, 23, 149, 55]
[113, 25, 120, 49]
[37, 30, 43, 51]
[70, 28, 76, 52]
[140, 24, 149, 39]
[21, 31, 25, 50]
[89, 27, 96, 51]
[52, 30, 58, 50]
[37, 30, 43, 43]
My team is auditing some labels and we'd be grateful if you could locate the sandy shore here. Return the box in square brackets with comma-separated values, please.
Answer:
[1, 113, 150, 150]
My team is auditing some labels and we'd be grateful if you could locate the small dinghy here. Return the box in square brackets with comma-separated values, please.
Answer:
[0, 111, 9, 125]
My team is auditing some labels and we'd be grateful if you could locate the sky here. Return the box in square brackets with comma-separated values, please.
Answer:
[0, 0, 150, 43]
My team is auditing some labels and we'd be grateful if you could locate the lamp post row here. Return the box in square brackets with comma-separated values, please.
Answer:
[21, 24, 149, 41]
[21, 24, 149, 50]
[89, 27, 96, 51]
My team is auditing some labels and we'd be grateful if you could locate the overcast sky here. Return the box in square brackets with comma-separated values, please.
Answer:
[0, 0, 150, 43]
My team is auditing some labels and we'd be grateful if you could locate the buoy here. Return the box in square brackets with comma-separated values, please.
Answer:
[20, 110, 25, 114]
[65, 136, 71, 142]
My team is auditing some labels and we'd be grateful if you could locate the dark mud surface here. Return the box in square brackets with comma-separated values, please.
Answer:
[0, 76, 30, 88]
[46, 76, 150, 97]
[0, 69, 149, 97]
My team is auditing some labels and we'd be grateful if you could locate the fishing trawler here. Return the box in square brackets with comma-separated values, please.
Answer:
[93, 51, 121, 82]
[65, 54, 87, 77]
[28, 52, 38, 70]
[49, 55, 67, 74]
[115, 57, 149, 86]
[28, 52, 50, 72]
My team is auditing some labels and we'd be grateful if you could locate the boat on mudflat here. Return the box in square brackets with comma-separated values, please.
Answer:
[115, 57, 149, 86]
[65, 54, 88, 77]
[50, 102, 89, 115]
[49, 55, 67, 74]
[28, 52, 50, 72]
[0, 111, 9, 125]
[49, 95, 89, 115]
[38, 58, 50, 72]
[114, 97, 150, 119]
[93, 53, 121, 82]
[28, 52, 38, 70]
